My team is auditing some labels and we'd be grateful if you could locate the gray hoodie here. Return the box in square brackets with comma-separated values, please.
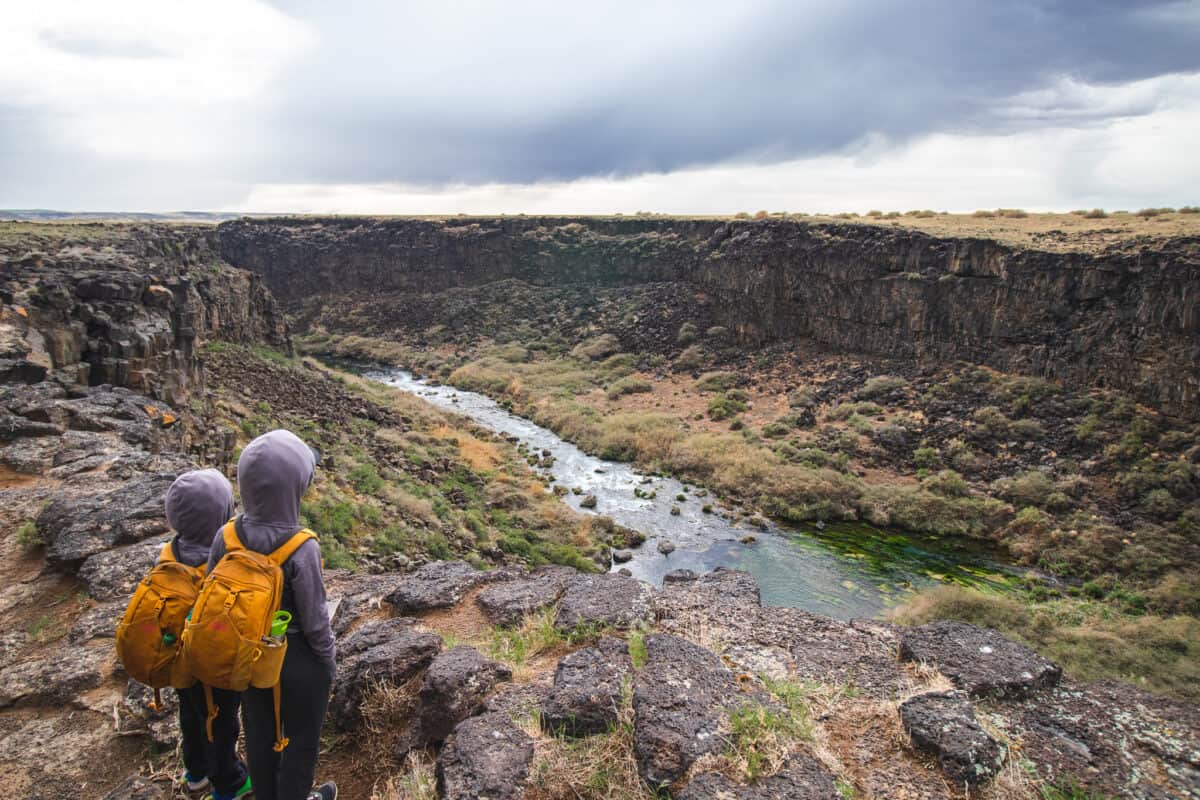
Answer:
[164, 469, 235, 567]
[207, 429, 336, 677]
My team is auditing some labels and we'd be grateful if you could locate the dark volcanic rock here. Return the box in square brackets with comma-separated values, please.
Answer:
[899, 691, 1005, 787]
[77, 537, 166, 600]
[475, 565, 575, 627]
[0, 645, 109, 708]
[555, 573, 653, 631]
[119, 680, 180, 748]
[633, 634, 739, 787]
[1009, 680, 1200, 800]
[418, 646, 512, 743]
[436, 712, 533, 800]
[335, 616, 420, 660]
[69, 599, 126, 643]
[679, 750, 840, 799]
[541, 636, 632, 738]
[385, 560, 510, 614]
[899, 620, 1061, 699]
[330, 621, 441, 729]
[40, 473, 177, 569]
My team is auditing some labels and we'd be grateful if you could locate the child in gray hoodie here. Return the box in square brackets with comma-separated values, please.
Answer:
[208, 430, 337, 800]
[163, 469, 251, 799]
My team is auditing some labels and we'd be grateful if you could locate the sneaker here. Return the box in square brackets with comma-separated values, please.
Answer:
[204, 775, 253, 800]
[307, 781, 338, 800]
[183, 772, 211, 792]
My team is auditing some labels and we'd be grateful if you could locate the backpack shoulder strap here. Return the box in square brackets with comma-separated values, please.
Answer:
[268, 530, 318, 567]
[158, 540, 175, 563]
[221, 519, 243, 553]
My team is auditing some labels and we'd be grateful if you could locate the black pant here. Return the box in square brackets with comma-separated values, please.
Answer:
[178, 684, 247, 795]
[242, 633, 334, 800]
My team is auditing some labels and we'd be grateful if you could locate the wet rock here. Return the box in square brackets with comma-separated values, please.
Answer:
[40, 473, 177, 570]
[436, 712, 533, 800]
[555, 573, 654, 631]
[69, 599, 126, 643]
[541, 637, 632, 737]
[101, 776, 163, 800]
[899, 620, 1061, 699]
[77, 537, 166, 600]
[663, 568, 698, 583]
[617, 567, 633, 576]
[0, 644, 109, 708]
[679, 750, 840, 799]
[385, 560, 513, 614]
[657, 540, 676, 555]
[633, 634, 738, 787]
[475, 565, 575, 627]
[899, 691, 1005, 787]
[418, 646, 512, 743]
[330, 621, 441, 729]
[579, 493, 597, 509]
[611, 549, 633, 563]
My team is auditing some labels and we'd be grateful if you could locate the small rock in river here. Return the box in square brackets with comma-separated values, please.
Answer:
[740, 535, 757, 544]
[670, 505, 681, 516]
[580, 494, 598, 509]
[657, 540, 676, 555]
[612, 549, 633, 563]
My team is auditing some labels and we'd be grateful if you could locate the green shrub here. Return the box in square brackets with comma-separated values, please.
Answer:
[348, 462, 385, 496]
[826, 401, 882, 421]
[708, 393, 748, 421]
[676, 322, 699, 345]
[606, 376, 653, 400]
[854, 375, 907, 399]
[762, 421, 790, 439]
[912, 447, 941, 469]
[570, 334, 621, 361]
[16, 521, 43, 549]
[674, 344, 705, 371]
[695, 371, 740, 393]
[921, 469, 970, 498]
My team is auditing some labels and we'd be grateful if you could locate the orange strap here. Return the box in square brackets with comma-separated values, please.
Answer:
[204, 683, 218, 743]
[272, 682, 290, 752]
[158, 542, 175, 563]
[221, 520, 241, 553]
[150, 687, 163, 713]
[269, 530, 317, 567]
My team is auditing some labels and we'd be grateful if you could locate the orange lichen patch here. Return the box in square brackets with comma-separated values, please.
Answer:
[143, 404, 159, 417]
[160, 413, 177, 427]
[14, 305, 27, 318]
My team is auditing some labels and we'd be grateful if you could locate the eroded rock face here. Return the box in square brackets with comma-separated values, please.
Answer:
[475, 565, 575, 627]
[679, 750, 841, 799]
[555, 573, 654, 631]
[330, 619, 442, 729]
[899, 691, 1005, 788]
[0, 644, 110, 708]
[633, 634, 739, 787]
[899, 620, 1062, 699]
[385, 560, 511, 614]
[436, 712, 533, 800]
[69, 599, 126, 643]
[40, 473, 177, 570]
[541, 636, 631, 738]
[77, 538, 167, 600]
[417, 645, 512, 743]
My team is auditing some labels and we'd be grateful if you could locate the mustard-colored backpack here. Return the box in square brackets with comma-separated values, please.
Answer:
[115, 540, 205, 709]
[181, 518, 316, 752]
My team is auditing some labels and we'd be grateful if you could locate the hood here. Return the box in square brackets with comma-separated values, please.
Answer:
[165, 468, 235, 566]
[237, 429, 316, 550]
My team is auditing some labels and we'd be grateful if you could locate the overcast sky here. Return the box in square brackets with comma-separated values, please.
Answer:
[2, 1, 1198, 213]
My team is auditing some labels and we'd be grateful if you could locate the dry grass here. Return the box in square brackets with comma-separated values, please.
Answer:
[371, 752, 438, 800]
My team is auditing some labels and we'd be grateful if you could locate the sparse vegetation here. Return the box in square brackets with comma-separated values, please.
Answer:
[16, 520, 43, 549]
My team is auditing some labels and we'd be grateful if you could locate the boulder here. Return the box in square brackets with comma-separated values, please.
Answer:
[77, 538, 166, 600]
[475, 565, 574, 627]
[899, 691, 1005, 787]
[898, 620, 1061, 699]
[418, 646, 512, 743]
[633, 634, 738, 787]
[385, 560, 510, 614]
[0, 644, 110, 708]
[679, 750, 840, 799]
[541, 636, 632, 737]
[611, 549, 633, 563]
[69, 599, 126, 643]
[40, 473, 177, 569]
[436, 712, 534, 800]
[555, 573, 654, 631]
[330, 621, 442, 729]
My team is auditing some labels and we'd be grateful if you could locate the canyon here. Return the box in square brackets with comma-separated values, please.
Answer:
[0, 218, 1197, 799]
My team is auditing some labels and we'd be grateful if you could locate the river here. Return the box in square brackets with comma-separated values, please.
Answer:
[369, 368, 1025, 620]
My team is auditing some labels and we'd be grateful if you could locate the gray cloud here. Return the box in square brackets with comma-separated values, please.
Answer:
[261, 0, 1200, 185]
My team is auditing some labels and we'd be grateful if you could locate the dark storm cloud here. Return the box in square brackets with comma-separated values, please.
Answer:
[262, 0, 1200, 185]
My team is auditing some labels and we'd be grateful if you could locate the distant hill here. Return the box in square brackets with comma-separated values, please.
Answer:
[0, 209, 249, 223]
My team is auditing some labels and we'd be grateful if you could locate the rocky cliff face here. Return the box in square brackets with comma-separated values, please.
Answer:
[1, 223, 289, 406]
[218, 216, 1200, 418]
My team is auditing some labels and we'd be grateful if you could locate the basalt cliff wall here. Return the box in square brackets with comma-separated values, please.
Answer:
[1, 224, 290, 405]
[217, 217, 1200, 418]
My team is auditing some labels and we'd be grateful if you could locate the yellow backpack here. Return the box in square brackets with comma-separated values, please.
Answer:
[115, 540, 205, 710]
[181, 518, 316, 752]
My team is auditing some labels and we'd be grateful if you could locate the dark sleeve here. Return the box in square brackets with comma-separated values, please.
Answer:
[286, 539, 337, 676]
[206, 533, 227, 574]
